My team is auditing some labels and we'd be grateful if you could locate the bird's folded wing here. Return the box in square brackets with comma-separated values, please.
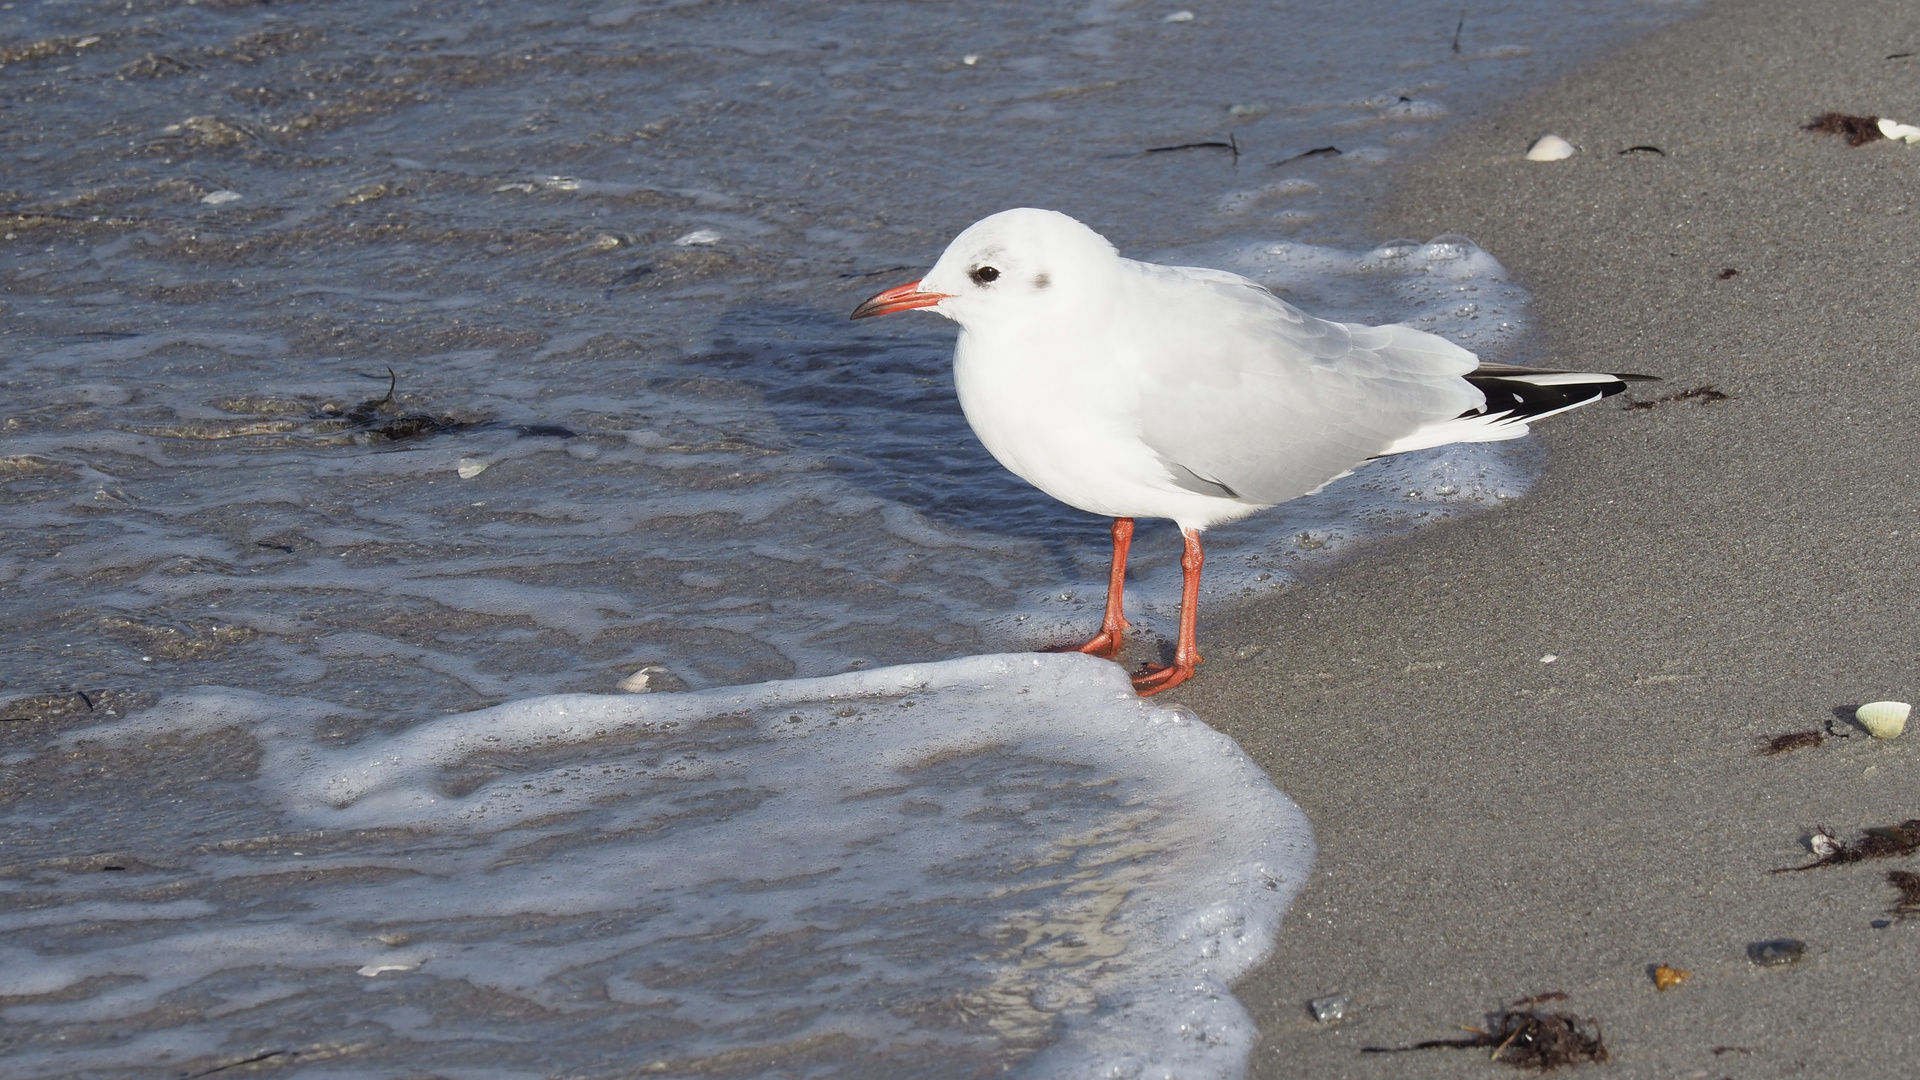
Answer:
[1129, 264, 1485, 505]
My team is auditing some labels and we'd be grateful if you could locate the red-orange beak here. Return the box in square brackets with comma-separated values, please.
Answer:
[849, 279, 951, 320]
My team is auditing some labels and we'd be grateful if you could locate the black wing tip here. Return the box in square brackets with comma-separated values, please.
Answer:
[1462, 369, 1650, 420]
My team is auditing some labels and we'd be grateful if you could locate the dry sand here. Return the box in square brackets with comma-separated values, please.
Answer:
[1171, 1, 1920, 1075]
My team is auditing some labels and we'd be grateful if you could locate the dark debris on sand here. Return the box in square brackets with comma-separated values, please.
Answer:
[1886, 870, 1920, 921]
[1805, 112, 1885, 145]
[1365, 994, 1609, 1070]
[1624, 385, 1729, 411]
[1775, 819, 1920, 871]
[1757, 729, 1824, 755]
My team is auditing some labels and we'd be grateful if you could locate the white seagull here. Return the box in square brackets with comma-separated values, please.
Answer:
[852, 208, 1650, 695]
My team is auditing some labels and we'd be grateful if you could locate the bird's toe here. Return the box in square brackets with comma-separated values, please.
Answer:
[1131, 662, 1194, 696]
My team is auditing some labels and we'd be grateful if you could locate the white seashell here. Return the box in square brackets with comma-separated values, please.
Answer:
[200, 190, 242, 205]
[620, 666, 668, 693]
[1855, 700, 1910, 739]
[673, 228, 722, 246]
[1525, 134, 1576, 161]
[456, 458, 489, 479]
[1810, 830, 1840, 857]
[1164, 10, 1195, 23]
[1877, 117, 1920, 144]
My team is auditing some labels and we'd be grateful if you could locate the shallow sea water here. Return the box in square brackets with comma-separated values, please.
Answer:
[3, 655, 1314, 1079]
[1, 1, 1687, 1076]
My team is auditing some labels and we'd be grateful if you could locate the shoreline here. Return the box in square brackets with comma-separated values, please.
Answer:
[1176, 1, 1920, 1075]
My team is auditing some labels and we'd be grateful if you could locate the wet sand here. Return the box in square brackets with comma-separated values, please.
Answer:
[1171, 1, 1920, 1075]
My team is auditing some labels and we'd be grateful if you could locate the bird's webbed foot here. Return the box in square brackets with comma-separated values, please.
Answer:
[1130, 658, 1197, 696]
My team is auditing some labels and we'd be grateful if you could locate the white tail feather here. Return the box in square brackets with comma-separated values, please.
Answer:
[1378, 389, 1613, 456]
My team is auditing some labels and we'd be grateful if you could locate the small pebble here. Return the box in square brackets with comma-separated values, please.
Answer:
[1746, 938, 1806, 967]
[1308, 992, 1352, 1023]
[456, 458, 489, 479]
[673, 228, 722, 246]
[200, 190, 242, 205]
[1164, 10, 1196, 23]
[1653, 963, 1689, 991]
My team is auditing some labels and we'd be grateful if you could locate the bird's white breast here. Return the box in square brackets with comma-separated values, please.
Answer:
[949, 298, 1257, 527]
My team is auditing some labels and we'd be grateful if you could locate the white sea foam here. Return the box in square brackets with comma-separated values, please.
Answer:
[8, 655, 1311, 1078]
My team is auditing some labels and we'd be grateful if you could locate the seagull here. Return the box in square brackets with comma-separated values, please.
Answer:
[851, 208, 1650, 695]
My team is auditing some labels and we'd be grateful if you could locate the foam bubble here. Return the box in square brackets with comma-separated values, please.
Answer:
[15, 655, 1311, 1079]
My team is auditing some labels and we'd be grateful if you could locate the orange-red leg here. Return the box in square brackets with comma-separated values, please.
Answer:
[1075, 517, 1134, 659]
[1133, 528, 1204, 696]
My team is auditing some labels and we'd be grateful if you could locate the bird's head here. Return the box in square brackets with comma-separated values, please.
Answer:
[849, 208, 1119, 324]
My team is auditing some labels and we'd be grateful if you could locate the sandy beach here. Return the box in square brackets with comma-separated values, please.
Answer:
[1171, 0, 1920, 1075]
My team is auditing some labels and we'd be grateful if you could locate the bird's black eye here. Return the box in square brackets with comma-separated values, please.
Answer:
[970, 265, 1000, 285]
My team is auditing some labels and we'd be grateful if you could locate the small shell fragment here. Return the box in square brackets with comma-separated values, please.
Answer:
[357, 962, 417, 976]
[1878, 117, 1920, 144]
[619, 665, 687, 694]
[1652, 964, 1689, 991]
[1855, 700, 1910, 739]
[456, 458, 489, 479]
[1810, 830, 1841, 857]
[1525, 134, 1576, 161]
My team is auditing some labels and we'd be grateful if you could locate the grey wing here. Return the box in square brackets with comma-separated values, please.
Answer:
[1128, 263, 1485, 505]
